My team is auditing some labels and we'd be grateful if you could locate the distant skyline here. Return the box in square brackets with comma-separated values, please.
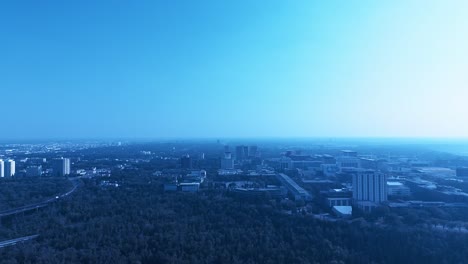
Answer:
[1, 1, 468, 139]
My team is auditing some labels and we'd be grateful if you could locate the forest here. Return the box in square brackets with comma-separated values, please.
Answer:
[0, 177, 71, 212]
[0, 174, 467, 263]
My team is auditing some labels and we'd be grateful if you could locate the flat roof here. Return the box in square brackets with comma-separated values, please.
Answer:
[387, 181, 404, 186]
[179, 183, 200, 186]
[277, 173, 310, 196]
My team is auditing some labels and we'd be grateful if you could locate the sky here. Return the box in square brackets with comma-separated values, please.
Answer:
[1, 0, 468, 139]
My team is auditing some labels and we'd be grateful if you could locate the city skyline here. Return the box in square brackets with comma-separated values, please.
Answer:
[2, 1, 468, 262]
[2, 1, 468, 139]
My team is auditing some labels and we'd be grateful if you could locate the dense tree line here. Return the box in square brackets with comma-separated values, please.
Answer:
[0, 177, 71, 211]
[0, 176, 467, 263]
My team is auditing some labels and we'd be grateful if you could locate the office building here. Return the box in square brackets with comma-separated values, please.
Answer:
[249, 146, 258, 157]
[0, 159, 4, 177]
[186, 170, 207, 183]
[235, 145, 249, 161]
[164, 183, 178, 192]
[387, 181, 411, 197]
[352, 170, 387, 211]
[53, 158, 71, 176]
[321, 164, 339, 177]
[341, 150, 358, 157]
[180, 183, 200, 192]
[4, 160, 15, 177]
[322, 154, 336, 164]
[221, 152, 234, 170]
[360, 158, 378, 170]
[276, 173, 312, 201]
[337, 150, 360, 172]
[180, 155, 192, 169]
[322, 189, 352, 207]
[279, 156, 292, 170]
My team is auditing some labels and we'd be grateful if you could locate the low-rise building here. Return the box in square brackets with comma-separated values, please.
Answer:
[321, 188, 352, 207]
[232, 186, 287, 199]
[387, 181, 411, 197]
[180, 183, 200, 192]
[164, 183, 178, 192]
[276, 173, 312, 201]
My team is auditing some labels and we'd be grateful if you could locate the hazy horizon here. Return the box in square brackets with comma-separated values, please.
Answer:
[2, 1, 468, 139]
[3, 136, 468, 144]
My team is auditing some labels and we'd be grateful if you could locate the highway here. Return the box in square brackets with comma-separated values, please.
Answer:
[0, 235, 39, 248]
[0, 178, 79, 218]
[0, 178, 80, 249]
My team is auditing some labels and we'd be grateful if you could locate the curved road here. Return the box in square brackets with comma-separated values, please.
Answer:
[0, 235, 39, 248]
[0, 178, 80, 249]
[0, 178, 80, 218]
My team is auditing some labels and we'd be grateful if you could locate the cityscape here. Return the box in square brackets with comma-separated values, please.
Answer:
[1, 139, 468, 262]
[2, 0, 468, 263]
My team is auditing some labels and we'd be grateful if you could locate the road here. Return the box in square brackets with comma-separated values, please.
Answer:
[0, 178, 79, 218]
[0, 235, 39, 248]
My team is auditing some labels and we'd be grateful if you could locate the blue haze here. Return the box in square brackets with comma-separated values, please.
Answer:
[1, 1, 468, 139]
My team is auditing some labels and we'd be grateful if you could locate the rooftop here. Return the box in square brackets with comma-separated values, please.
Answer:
[333, 206, 352, 215]
[387, 181, 404, 186]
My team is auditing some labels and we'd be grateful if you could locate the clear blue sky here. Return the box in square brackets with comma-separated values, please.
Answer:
[1, 0, 467, 139]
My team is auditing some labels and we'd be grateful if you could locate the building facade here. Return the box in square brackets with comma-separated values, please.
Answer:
[0, 159, 4, 177]
[221, 152, 234, 170]
[53, 158, 71, 176]
[352, 170, 388, 211]
[4, 160, 16, 177]
[235, 145, 249, 161]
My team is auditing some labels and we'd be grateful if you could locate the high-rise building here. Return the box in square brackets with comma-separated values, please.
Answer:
[249, 146, 258, 157]
[180, 155, 192, 169]
[53, 158, 71, 176]
[221, 152, 234, 170]
[235, 146, 243, 161]
[0, 159, 4, 177]
[235, 145, 249, 161]
[4, 160, 16, 177]
[352, 170, 387, 211]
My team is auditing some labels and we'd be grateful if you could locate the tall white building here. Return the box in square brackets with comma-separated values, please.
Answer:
[4, 160, 15, 177]
[352, 170, 387, 211]
[0, 159, 4, 177]
[53, 158, 71, 176]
